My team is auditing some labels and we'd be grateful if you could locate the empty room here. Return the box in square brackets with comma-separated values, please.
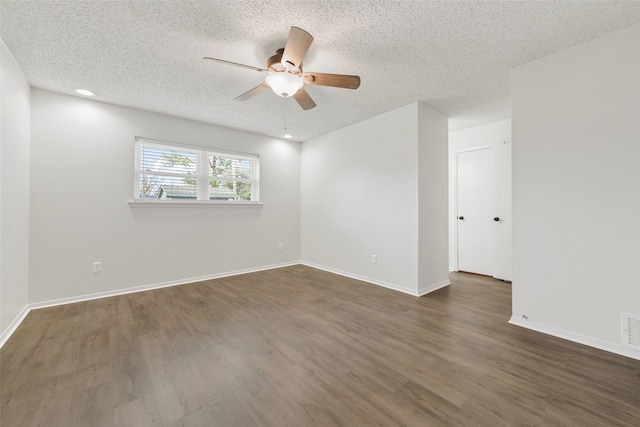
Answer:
[1, 1, 639, 426]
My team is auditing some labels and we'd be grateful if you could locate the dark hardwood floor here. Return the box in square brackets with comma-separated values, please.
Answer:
[1, 265, 639, 426]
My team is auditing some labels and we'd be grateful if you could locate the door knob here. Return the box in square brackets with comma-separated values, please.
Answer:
[458, 216, 464, 220]
[494, 217, 500, 222]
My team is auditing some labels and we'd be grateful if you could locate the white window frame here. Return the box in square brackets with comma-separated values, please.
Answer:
[130, 136, 261, 207]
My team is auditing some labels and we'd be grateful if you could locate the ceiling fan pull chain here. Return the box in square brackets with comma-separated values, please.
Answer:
[283, 97, 292, 139]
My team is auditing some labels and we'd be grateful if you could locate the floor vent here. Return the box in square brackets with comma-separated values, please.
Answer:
[622, 313, 640, 350]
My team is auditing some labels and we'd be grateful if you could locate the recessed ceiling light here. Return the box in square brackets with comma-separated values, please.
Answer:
[75, 89, 95, 97]
[283, 133, 292, 139]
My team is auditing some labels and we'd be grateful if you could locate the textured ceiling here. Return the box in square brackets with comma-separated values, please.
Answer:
[2, 1, 640, 141]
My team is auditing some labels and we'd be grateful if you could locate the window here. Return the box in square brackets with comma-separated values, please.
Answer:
[134, 137, 260, 203]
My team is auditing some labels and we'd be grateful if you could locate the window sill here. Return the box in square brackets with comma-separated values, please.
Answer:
[128, 199, 263, 208]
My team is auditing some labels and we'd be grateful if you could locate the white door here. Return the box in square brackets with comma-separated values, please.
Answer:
[457, 148, 494, 276]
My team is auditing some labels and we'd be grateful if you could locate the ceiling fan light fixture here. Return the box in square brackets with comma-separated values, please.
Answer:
[266, 72, 303, 98]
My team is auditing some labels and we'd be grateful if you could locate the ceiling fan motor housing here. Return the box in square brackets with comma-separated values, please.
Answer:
[267, 49, 302, 75]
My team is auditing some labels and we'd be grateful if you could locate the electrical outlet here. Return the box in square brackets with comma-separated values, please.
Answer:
[371, 255, 377, 264]
[278, 243, 284, 251]
[92, 262, 101, 273]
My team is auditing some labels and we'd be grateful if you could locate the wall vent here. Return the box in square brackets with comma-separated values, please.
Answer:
[622, 313, 640, 350]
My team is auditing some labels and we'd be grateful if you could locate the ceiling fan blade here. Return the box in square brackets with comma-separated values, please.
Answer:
[303, 72, 361, 89]
[293, 87, 316, 110]
[203, 57, 268, 73]
[235, 83, 270, 101]
[281, 27, 313, 71]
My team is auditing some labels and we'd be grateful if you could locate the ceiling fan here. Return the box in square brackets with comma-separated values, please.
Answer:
[203, 26, 361, 110]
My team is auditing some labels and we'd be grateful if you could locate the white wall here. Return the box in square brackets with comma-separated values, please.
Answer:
[418, 103, 450, 293]
[511, 23, 640, 359]
[301, 102, 448, 295]
[29, 90, 301, 304]
[449, 119, 512, 280]
[0, 40, 30, 341]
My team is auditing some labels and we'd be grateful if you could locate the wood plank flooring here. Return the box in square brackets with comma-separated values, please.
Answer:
[1, 265, 639, 426]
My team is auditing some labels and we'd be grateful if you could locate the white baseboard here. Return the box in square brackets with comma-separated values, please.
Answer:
[509, 316, 640, 361]
[0, 304, 31, 348]
[28, 261, 300, 311]
[0, 261, 299, 349]
[418, 279, 451, 296]
[300, 261, 449, 297]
